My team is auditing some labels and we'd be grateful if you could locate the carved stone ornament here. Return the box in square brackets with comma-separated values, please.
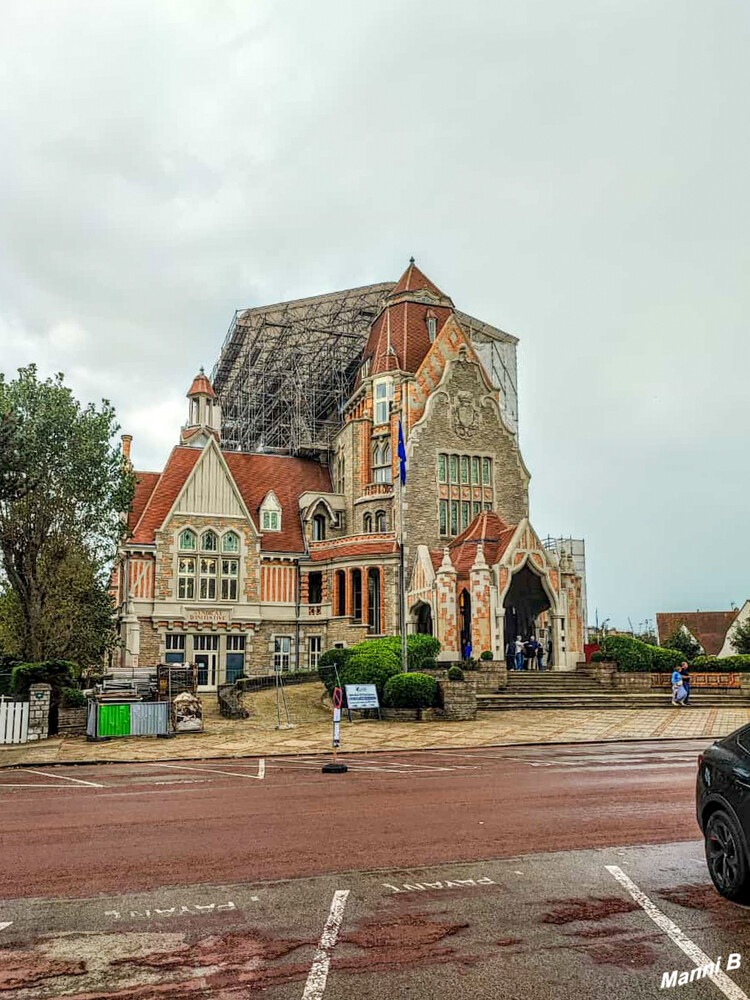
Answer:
[452, 391, 481, 439]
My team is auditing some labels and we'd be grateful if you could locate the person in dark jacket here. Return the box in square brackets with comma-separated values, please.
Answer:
[536, 640, 545, 671]
[680, 662, 691, 705]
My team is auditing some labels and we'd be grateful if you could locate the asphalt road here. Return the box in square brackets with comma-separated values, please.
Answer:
[2, 739, 749, 999]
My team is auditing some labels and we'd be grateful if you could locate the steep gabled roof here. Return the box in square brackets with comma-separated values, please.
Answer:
[128, 446, 331, 553]
[656, 611, 740, 657]
[389, 259, 447, 299]
[437, 511, 518, 579]
[128, 472, 161, 534]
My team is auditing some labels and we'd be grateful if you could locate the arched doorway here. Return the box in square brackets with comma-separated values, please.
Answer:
[503, 563, 551, 646]
[413, 601, 433, 635]
[459, 588, 472, 659]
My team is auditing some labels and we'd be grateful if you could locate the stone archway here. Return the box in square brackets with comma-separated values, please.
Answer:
[412, 600, 433, 635]
[503, 563, 551, 644]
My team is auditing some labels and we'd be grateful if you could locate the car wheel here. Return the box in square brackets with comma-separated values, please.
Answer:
[705, 809, 750, 903]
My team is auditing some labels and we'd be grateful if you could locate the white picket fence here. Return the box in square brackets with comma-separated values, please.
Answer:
[0, 698, 29, 744]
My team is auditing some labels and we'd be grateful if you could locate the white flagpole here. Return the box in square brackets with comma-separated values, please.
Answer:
[399, 419, 408, 674]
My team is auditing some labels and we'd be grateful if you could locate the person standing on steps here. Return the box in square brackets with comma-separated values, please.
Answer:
[546, 636, 554, 668]
[515, 635, 524, 671]
[536, 640, 545, 671]
[505, 639, 515, 672]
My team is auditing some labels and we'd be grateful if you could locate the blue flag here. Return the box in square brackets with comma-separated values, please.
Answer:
[397, 420, 407, 485]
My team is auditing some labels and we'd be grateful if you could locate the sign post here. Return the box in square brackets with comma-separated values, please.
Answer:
[322, 687, 348, 774]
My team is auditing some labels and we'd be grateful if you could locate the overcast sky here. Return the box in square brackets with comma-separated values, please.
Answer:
[1, 0, 747, 630]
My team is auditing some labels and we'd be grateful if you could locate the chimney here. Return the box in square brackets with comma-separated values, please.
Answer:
[121, 434, 133, 463]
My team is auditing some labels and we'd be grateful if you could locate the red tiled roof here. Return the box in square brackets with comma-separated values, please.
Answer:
[129, 446, 331, 552]
[128, 472, 160, 533]
[224, 452, 331, 552]
[656, 611, 739, 656]
[389, 260, 446, 299]
[361, 300, 453, 377]
[308, 536, 399, 562]
[187, 373, 216, 398]
[431, 511, 517, 579]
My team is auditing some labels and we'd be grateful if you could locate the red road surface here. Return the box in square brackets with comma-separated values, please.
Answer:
[0, 742, 705, 900]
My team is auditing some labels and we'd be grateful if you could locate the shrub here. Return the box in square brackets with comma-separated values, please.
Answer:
[480, 650, 494, 661]
[317, 647, 352, 696]
[447, 665, 465, 681]
[463, 658, 479, 671]
[420, 657, 438, 671]
[600, 636, 653, 672]
[407, 634, 441, 671]
[650, 645, 685, 670]
[691, 655, 750, 673]
[11, 659, 78, 695]
[383, 672, 439, 709]
[60, 687, 86, 708]
[340, 647, 402, 702]
[590, 651, 606, 662]
[662, 626, 702, 662]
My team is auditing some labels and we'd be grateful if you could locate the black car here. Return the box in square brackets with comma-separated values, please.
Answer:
[697, 725, 750, 902]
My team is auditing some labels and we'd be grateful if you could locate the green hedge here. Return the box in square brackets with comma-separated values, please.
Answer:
[383, 672, 440, 709]
[691, 655, 750, 673]
[600, 636, 684, 672]
[340, 650, 402, 702]
[11, 660, 79, 695]
[60, 687, 86, 708]
[317, 648, 352, 696]
[447, 665, 465, 681]
[480, 650, 494, 661]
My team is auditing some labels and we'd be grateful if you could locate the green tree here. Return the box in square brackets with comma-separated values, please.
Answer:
[730, 617, 750, 656]
[662, 626, 702, 662]
[0, 542, 117, 669]
[0, 365, 133, 662]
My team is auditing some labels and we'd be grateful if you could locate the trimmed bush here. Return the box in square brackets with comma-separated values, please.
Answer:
[11, 659, 78, 695]
[421, 657, 438, 671]
[463, 658, 479, 671]
[340, 647, 402, 702]
[383, 672, 439, 709]
[692, 655, 750, 673]
[650, 645, 685, 670]
[406, 634, 441, 671]
[317, 647, 352, 696]
[447, 665, 465, 681]
[480, 650, 494, 661]
[590, 651, 606, 662]
[60, 687, 86, 708]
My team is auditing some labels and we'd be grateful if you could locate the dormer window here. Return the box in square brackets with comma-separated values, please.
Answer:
[312, 513, 326, 541]
[260, 491, 282, 532]
[360, 357, 372, 380]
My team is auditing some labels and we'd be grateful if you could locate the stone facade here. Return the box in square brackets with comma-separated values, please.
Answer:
[27, 683, 51, 741]
[115, 261, 586, 689]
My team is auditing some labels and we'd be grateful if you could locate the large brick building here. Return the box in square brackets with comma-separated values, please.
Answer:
[114, 261, 585, 689]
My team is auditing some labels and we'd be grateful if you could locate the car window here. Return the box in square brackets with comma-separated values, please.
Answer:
[734, 726, 750, 756]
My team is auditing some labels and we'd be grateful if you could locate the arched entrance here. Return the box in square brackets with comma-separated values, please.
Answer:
[503, 563, 551, 645]
[459, 588, 472, 658]
[412, 600, 433, 635]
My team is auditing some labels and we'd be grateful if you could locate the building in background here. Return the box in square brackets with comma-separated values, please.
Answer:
[114, 261, 586, 687]
[656, 603, 750, 658]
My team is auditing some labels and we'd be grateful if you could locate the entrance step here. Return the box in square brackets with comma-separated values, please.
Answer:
[478, 692, 750, 711]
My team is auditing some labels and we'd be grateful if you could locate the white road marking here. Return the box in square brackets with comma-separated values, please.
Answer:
[0, 783, 102, 788]
[144, 759, 265, 780]
[302, 889, 349, 1000]
[0, 922, 12, 932]
[606, 865, 749, 1000]
[25, 768, 104, 787]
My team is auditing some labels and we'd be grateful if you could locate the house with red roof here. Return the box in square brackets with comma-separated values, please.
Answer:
[114, 261, 585, 687]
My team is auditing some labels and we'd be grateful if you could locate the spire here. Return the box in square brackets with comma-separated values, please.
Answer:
[388, 258, 449, 301]
[182, 369, 221, 446]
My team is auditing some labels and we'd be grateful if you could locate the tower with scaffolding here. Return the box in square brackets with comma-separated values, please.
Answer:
[211, 281, 519, 457]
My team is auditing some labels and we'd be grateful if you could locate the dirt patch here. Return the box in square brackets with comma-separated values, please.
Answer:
[658, 883, 733, 913]
[241, 682, 330, 728]
[0, 950, 87, 990]
[586, 938, 660, 969]
[541, 895, 640, 925]
[496, 937, 523, 948]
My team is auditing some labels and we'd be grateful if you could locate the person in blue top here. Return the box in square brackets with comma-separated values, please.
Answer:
[671, 667, 687, 706]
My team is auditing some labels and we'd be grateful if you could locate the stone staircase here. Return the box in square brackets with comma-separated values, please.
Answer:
[477, 669, 750, 711]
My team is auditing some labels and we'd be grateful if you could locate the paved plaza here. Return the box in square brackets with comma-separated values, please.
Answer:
[1, 703, 748, 768]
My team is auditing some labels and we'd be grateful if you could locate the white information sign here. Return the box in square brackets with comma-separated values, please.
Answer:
[345, 684, 380, 710]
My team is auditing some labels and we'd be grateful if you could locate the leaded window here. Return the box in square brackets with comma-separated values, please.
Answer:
[179, 529, 196, 550]
[222, 531, 239, 553]
[439, 500, 448, 536]
[178, 557, 195, 599]
[201, 530, 218, 551]
[221, 559, 239, 600]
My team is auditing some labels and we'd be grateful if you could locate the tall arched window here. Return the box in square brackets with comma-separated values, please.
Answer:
[335, 570, 346, 616]
[375, 510, 386, 533]
[372, 439, 392, 483]
[363, 513, 373, 533]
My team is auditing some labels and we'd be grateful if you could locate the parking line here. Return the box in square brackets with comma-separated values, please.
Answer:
[144, 759, 265, 780]
[25, 768, 104, 788]
[302, 889, 349, 1000]
[606, 865, 749, 1000]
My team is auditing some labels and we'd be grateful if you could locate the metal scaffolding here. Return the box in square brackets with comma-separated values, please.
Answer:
[212, 281, 519, 455]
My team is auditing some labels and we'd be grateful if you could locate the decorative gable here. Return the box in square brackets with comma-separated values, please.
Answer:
[171, 440, 249, 521]
[260, 490, 282, 532]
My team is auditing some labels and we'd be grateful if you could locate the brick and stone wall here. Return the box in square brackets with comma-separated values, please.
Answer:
[27, 683, 51, 741]
[138, 618, 161, 666]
